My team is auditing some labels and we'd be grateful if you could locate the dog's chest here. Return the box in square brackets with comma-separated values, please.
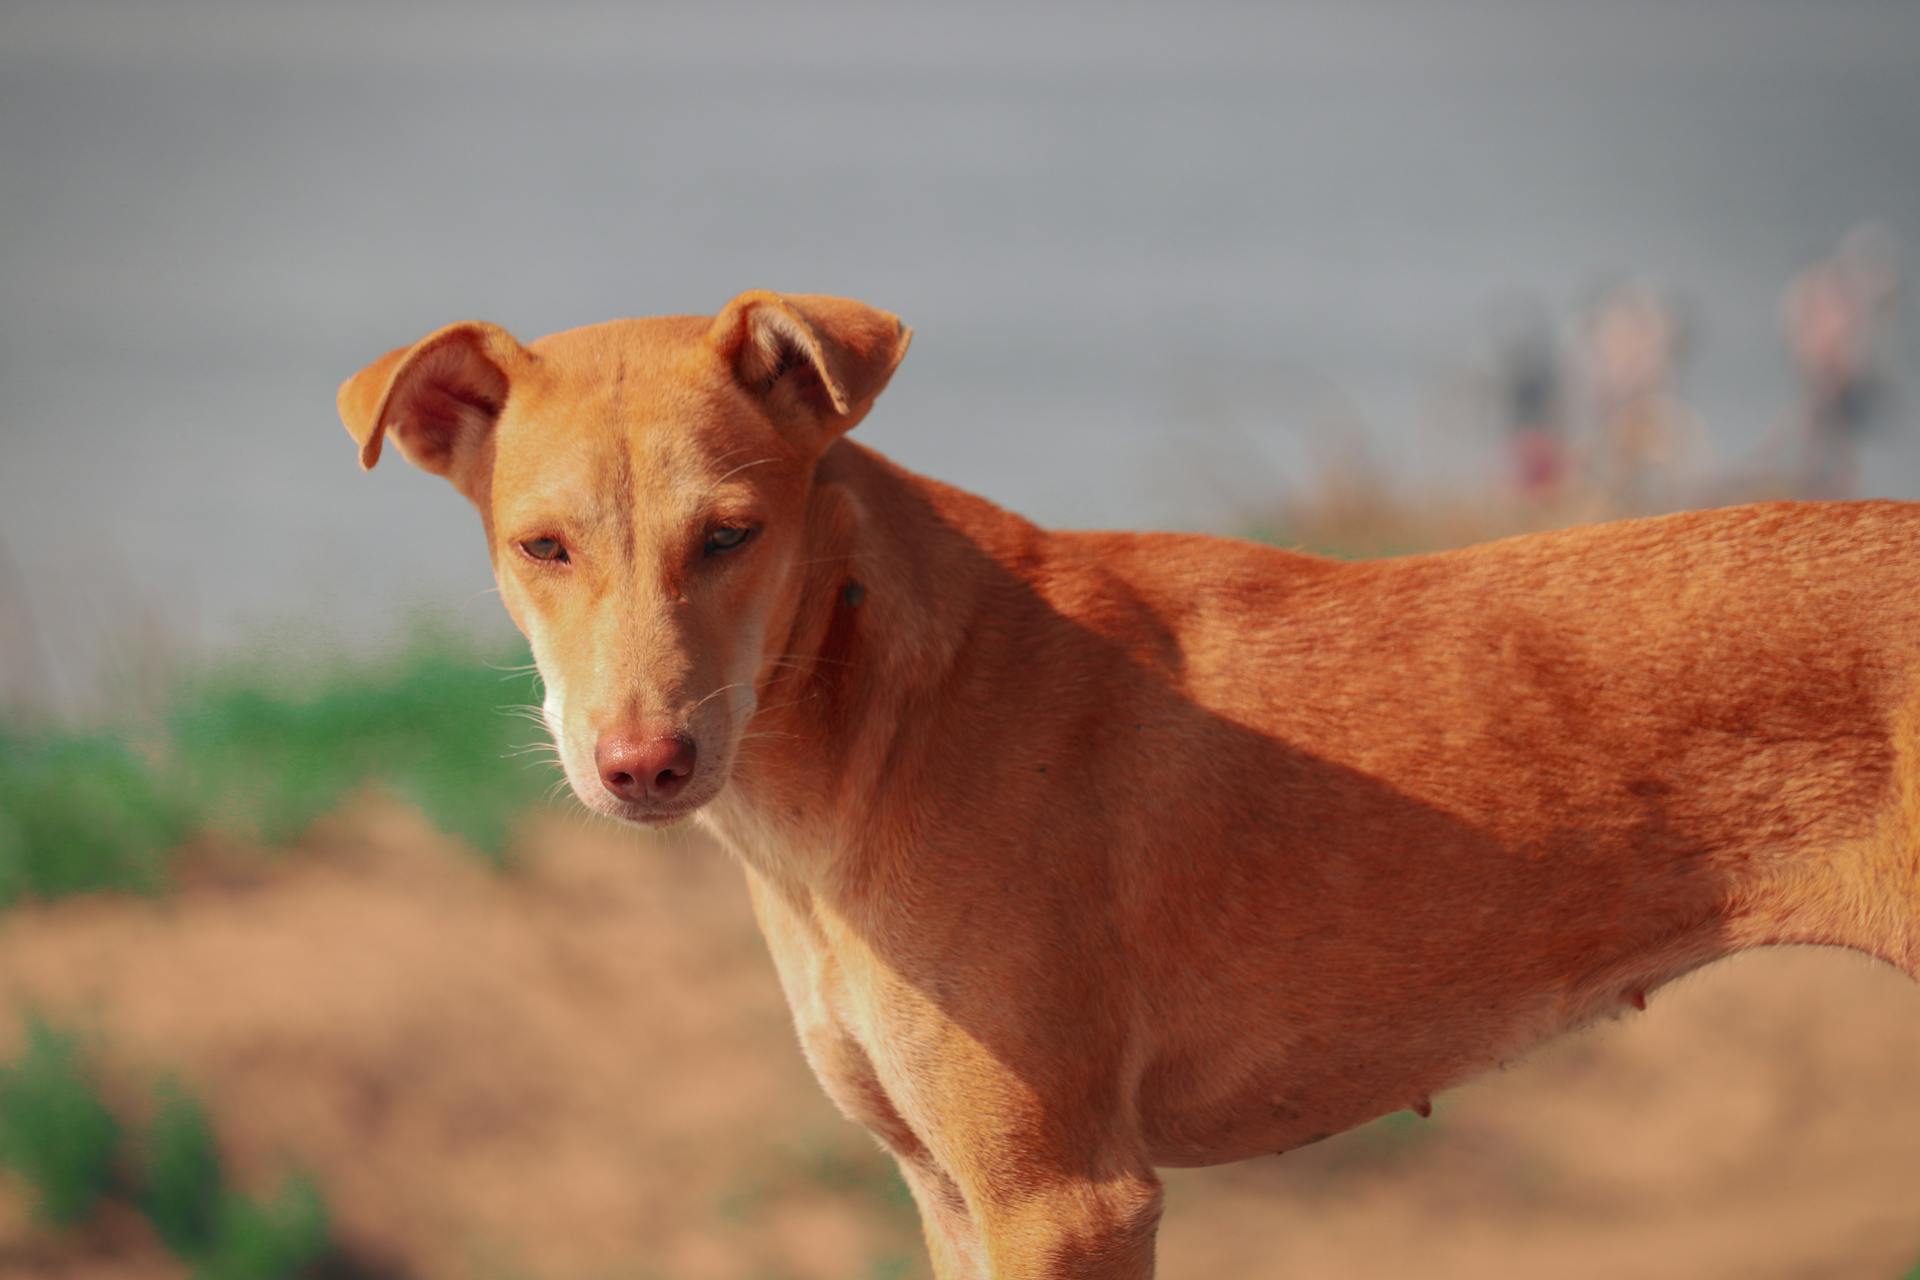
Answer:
[739, 866, 928, 1158]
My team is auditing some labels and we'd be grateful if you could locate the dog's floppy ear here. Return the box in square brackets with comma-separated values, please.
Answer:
[707, 292, 912, 443]
[336, 321, 528, 484]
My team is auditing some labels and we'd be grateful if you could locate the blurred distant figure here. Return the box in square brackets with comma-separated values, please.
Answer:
[1492, 301, 1568, 501]
[1782, 224, 1904, 498]
[1581, 281, 1699, 512]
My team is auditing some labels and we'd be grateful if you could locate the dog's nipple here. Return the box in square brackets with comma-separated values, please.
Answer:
[843, 580, 867, 608]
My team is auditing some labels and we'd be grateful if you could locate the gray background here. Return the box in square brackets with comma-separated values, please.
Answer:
[4, 0, 1918, 707]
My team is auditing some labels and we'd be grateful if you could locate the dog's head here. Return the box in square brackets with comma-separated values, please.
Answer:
[338, 291, 911, 825]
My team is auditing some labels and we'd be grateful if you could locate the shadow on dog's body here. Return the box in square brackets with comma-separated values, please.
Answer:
[340, 294, 1920, 1277]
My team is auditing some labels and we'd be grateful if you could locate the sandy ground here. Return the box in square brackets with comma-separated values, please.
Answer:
[0, 801, 1916, 1279]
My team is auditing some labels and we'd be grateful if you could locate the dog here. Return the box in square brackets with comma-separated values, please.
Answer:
[338, 291, 1920, 1277]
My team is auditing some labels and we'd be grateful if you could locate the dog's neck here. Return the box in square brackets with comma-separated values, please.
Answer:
[701, 440, 1032, 885]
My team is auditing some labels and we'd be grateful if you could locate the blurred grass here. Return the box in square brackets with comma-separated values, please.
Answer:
[142, 1079, 225, 1257]
[166, 628, 548, 858]
[0, 627, 550, 907]
[0, 1018, 120, 1227]
[0, 1015, 336, 1278]
[191, 1174, 330, 1280]
[0, 724, 188, 905]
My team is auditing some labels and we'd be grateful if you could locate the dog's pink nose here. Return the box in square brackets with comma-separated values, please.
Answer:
[596, 733, 698, 803]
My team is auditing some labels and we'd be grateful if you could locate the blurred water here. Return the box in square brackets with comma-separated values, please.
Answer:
[3, 0, 1918, 707]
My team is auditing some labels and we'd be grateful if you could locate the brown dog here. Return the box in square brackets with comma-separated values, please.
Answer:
[338, 292, 1920, 1277]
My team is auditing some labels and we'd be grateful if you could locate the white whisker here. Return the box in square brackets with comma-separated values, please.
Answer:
[699, 456, 783, 502]
[752, 692, 822, 717]
[694, 680, 751, 711]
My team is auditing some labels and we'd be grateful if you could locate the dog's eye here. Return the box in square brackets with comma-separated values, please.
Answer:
[704, 525, 754, 556]
[520, 537, 569, 563]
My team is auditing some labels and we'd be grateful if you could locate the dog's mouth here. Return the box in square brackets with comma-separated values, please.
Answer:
[563, 764, 729, 829]
[599, 793, 714, 828]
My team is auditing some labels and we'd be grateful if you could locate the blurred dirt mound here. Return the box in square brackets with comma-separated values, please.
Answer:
[0, 803, 919, 1280]
[1160, 948, 1920, 1279]
[0, 802, 1916, 1278]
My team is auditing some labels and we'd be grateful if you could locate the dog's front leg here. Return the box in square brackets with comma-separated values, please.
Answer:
[893, 1154, 988, 1278]
[895, 1061, 1162, 1275]
[889, 1144, 1160, 1279]
[868, 973, 1164, 1273]
[966, 1167, 1164, 1279]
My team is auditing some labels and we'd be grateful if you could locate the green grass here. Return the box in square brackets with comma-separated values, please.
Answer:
[0, 1016, 337, 1277]
[190, 1175, 330, 1280]
[141, 1079, 225, 1256]
[0, 626, 551, 907]
[0, 1018, 120, 1226]
[166, 628, 549, 860]
[0, 726, 189, 905]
